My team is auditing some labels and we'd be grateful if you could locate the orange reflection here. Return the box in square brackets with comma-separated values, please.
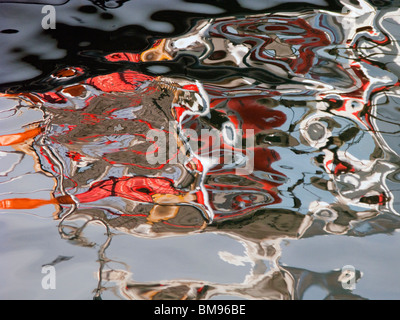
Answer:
[0, 127, 43, 146]
[140, 39, 172, 62]
[0, 197, 58, 210]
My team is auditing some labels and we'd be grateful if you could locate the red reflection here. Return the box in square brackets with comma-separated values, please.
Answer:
[71, 176, 181, 204]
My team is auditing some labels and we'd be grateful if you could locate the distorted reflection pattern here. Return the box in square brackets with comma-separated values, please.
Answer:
[0, 0, 400, 300]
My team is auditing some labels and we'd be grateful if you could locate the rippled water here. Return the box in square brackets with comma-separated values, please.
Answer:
[1, 0, 400, 300]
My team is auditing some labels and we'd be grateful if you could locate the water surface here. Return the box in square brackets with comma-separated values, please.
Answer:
[0, 0, 400, 300]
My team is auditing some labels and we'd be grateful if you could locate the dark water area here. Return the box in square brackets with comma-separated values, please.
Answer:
[1, 0, 400, 300]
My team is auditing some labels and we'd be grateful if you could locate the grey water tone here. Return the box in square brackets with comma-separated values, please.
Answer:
[0, 0, 400, 300]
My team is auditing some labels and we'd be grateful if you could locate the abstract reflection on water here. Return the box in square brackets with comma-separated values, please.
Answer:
[0, 0, 400, 300]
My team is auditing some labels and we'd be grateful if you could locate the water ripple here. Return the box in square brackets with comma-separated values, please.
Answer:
[0, 0, 400, 300]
